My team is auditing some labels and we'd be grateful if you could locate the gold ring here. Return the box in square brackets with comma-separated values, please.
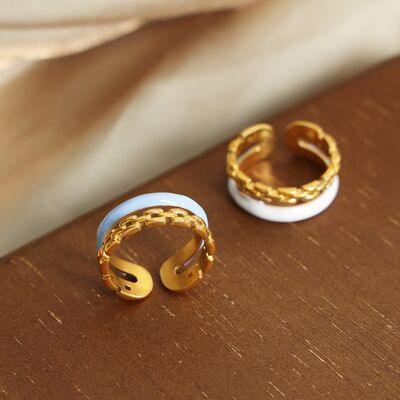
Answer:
[227, 120, 341, 206]
[96, 193, 216, 301]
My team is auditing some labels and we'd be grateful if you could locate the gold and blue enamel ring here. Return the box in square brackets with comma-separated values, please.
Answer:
[227, 121, 341, 222]
[96, 193, 216, 301]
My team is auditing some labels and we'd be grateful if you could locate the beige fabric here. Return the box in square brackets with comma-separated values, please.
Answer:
[1, 0, 400, 255]
[0, 0, 253, 65]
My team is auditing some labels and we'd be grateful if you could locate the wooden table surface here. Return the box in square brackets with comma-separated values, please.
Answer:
[1, 58, 400, 400]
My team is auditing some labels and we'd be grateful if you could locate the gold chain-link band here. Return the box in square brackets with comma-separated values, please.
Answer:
[97, 207, 216, 301]
[227, 121, 341, 205]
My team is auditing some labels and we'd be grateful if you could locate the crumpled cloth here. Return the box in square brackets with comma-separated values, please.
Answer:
[1, 0, 400, 255]
[0, 0, 255, 65]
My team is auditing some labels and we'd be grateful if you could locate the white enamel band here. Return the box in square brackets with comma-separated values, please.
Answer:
[228, 176, 339, 223]
[96, 192, 208, 250]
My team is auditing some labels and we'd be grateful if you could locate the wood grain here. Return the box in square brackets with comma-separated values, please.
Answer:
[1, 58, 400, 400]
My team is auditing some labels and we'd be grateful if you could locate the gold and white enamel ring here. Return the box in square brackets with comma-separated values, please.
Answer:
[227, 121, 341, 222]
[96, 193, 216, 301]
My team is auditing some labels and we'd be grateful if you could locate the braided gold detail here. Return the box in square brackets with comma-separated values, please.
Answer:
[98, 208, 215, 263]
[227, 121, 341, 205]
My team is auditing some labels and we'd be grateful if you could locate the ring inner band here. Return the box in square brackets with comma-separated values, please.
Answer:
[97, 207, 216, 301]
[227, 120, 341, 205]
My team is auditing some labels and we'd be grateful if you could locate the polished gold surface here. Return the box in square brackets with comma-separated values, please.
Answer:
[97, 207, 216, 301]
[226, 121, 341, 205]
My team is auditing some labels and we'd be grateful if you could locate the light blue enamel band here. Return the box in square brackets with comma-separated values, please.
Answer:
[96, 192, 208, 250]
